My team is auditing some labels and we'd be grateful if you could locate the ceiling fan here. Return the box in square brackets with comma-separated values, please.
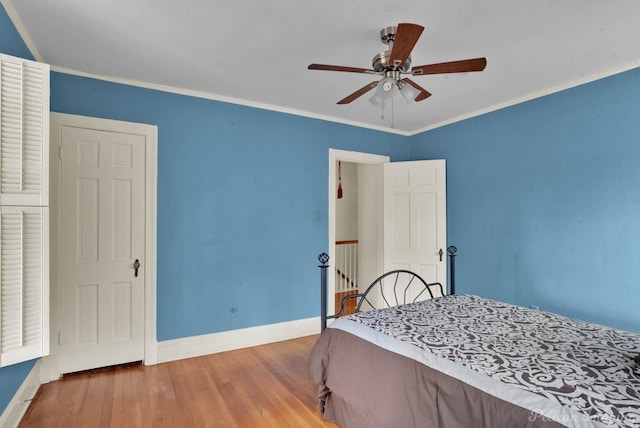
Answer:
[308, 23, 487, 105]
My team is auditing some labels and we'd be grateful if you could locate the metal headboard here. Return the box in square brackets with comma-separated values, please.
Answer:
[318, 248, 458, 332]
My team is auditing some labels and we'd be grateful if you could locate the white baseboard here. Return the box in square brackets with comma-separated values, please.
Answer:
[0, 360, 42, 428]
[156, 316, 320, 364]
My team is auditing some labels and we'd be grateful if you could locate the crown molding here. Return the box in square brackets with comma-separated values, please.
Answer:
[50, 65, 411, 136]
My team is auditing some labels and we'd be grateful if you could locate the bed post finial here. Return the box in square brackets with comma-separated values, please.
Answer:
[447, 246, 457, 295]
[318, 253, 329, 266]
[318, 253, 330, 332]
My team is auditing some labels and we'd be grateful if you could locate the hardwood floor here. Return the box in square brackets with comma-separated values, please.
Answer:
[19, 335, 338, 428]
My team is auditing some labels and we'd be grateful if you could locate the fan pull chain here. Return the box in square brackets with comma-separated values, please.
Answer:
[379, 96, 395, 128]
[390, 95, 395, 128]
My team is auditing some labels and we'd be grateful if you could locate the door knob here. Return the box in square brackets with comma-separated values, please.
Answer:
[133, 259, 140, 277]
[439, 248, 443, 262]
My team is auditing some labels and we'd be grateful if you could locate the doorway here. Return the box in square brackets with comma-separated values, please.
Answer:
[328, 149, 389, 317]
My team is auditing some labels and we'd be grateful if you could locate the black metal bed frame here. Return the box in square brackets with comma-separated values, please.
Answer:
[318, 247, 458, 332]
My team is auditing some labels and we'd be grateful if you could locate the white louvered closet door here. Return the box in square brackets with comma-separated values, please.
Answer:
[0, 54, 50, 367]
[0, 55, 49, 206]
[0, 206, 48, 366]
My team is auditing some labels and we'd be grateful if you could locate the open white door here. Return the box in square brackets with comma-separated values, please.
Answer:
[383, 160, 446, 296]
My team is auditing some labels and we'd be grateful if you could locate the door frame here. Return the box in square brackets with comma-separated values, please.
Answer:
[328, 149, 389, 317]
[44, 113, 158, 380]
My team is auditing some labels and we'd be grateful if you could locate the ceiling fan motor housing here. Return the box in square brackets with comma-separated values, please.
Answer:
[373, 26, 411, 72]
[373, 51, 411, 73]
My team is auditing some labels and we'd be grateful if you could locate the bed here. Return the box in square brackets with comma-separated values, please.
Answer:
[309, 254, 640, 428]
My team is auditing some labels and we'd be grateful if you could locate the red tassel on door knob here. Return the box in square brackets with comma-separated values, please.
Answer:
[337, 161, 343, 199]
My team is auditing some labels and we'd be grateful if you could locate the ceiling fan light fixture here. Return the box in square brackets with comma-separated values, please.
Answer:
[368, 92, 384, 108]
[369, 77, 397, 108]
[398, 80, 421, 104]
[378, 77, 397, 95]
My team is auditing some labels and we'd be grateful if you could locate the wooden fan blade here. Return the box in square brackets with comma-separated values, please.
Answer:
[411, 57, 487, 75]
[389, 23, 424, 67]
[401, 78, 432, 101]
[308, 64, 376, 74]
[337, 81, 379, 104]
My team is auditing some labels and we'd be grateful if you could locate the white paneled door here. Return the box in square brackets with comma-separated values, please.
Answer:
[59, 126, 145, 373]
[383, 160, 446, 298]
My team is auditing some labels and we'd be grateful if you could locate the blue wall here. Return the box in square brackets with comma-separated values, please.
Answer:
[0, 360, 34, 415]
[0, 4, 33, 60]
[50, 74, 409, 339]
[410, 69, 640, 333]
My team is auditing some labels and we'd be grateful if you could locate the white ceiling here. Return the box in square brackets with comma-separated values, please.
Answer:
[5, 0, 640, 134]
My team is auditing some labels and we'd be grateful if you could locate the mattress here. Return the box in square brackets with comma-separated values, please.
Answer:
[309, 294, 640, 428]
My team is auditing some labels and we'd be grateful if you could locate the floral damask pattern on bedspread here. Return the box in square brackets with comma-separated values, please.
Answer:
[347, 295, 640, 428]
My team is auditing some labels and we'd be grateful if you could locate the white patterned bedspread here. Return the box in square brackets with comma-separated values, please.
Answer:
[328, 294, 640, 428]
